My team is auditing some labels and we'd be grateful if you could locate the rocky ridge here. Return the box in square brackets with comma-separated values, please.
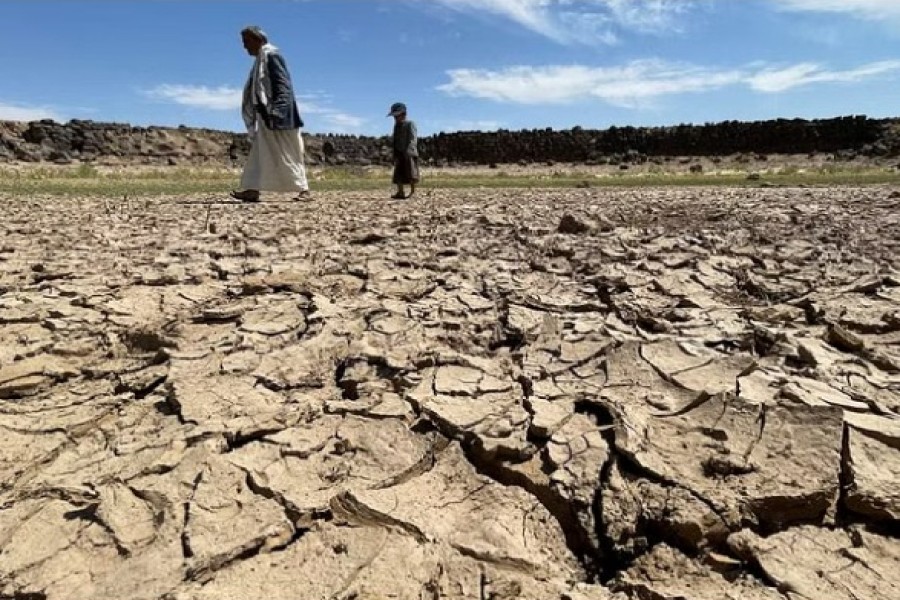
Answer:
[1, 115, 898, 167]
[0, 185, 898, 598]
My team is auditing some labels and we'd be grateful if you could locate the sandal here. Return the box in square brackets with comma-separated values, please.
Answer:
[293, 190, 313, 201]
[230, 189, 260, 203]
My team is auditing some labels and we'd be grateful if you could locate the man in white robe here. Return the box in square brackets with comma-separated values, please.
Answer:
[231, 26, 310, 203]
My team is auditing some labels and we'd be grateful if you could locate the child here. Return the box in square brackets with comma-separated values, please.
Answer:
[388, 102, 419, 200]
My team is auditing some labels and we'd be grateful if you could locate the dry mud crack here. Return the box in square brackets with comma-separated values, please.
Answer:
[0, 186, 899, 599]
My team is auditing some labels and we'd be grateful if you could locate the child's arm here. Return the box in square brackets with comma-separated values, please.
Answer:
[406, 122, 418, 156]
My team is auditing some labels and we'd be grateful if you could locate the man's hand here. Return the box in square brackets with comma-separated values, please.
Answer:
[256, 104, 274, 130]
[267, 110, 283, 129]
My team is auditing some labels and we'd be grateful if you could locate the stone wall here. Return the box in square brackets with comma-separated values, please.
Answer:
[0, 120, 244, 166]
[0, 115, 896, 167]
[421, 116, 894, 165]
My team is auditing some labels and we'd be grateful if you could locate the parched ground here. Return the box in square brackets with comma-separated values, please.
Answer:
[0, 185, 899, 600]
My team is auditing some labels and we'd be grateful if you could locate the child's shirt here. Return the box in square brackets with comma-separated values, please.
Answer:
[392, 120, 419, 157]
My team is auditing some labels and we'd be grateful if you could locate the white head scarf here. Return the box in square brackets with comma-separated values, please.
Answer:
[241, 28, 276, 136]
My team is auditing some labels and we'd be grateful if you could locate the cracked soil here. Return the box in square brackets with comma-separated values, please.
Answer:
[0, 186, 899, 599]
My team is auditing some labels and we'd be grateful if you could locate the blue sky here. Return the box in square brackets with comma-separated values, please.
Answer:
[1, 0, 899, 135]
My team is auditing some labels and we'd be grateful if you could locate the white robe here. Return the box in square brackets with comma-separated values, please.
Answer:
[241, 125, 309, 193]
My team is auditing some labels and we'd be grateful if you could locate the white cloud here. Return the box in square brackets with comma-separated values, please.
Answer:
[439, 61, 744, 107]
[296, 94, 367, 133]
[748, 60, 900, 92]
[777, 0, 900, 21]
[451, 120, 506, 131]
[317, 111, 366, 133]
[438, 59, 900, 106]
[428, 1, 900, 44]
[600, 0, 698, 33]
[434, 120, 506, 132]
[145, 86, 366, 133]
[0, 102, 62, 122]
[430, 0, 696, 45]
[145, 85, 243, 110]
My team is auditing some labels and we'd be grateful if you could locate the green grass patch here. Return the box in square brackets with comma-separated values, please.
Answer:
[0, 164, 897, 196]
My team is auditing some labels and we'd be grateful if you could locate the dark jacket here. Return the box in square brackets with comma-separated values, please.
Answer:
[259, 53, 304, 130]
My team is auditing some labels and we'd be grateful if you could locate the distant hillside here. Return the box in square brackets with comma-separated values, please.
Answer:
[1, 116, 897, 168]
